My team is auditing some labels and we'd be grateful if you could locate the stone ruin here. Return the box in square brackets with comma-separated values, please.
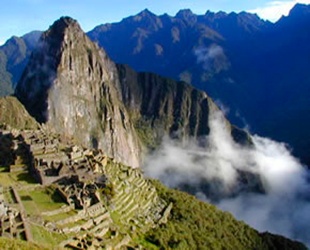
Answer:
[0, 127, 173, 249]
[56, 175, 106, 209]
[0, 128, 109, 186]
[0, 186, 32, 241]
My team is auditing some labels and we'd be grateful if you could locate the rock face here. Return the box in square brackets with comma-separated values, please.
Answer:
[4, 5, 310, 165]
[117, 64, 249, 146]
[0, 96, 38, 129]
[118, 64, 216, 139]
[15, 17, 141, 168]
[15, 16, 249, 169]
[88, 5, 310, 165]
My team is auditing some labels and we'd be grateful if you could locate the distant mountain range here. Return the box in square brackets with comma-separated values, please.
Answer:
[0, 17, 306, 249]
[14, 16, 249, 170]
[1, 16, 306, 249]
[88, 4, 310, 165]
[1, 4, 310, 166]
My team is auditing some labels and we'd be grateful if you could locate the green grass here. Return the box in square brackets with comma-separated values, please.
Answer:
[0, 237, 46, 250]
[18, 186, 66, 216]
[110, 211, 122, 225]
[0, 165, 9, 172]
[143, 180, 307, 250]
[0, 170, 38, 187]
[0, 172, 16, 186]
[19, 195, 40, 216]
[134, 118, 158, 150]
[133, 236, 159, 250]
[44, 209, 78, 223]
[15, 172, 37, 184]
[3, 191, 15, 204]
[30, 224, 68, 248]
[58, 218, 88, 229]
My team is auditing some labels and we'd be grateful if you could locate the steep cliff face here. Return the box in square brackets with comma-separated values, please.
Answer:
[117, 64, 249, 147]
[0, 96, 38, 129]
[14, 16, 248, 169]
[15, 17, 141, 168]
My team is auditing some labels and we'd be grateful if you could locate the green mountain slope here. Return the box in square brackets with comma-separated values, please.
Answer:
[144, 180, 307, 250]
[0, 96, 38, 129]
[0, 123, 306, 249]
[0, 16, 307, 249]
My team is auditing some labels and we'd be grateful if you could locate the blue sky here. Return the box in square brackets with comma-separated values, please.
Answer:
[1, 0, 309, 45]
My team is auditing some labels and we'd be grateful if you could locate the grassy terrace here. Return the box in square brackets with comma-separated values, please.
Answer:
[0, 237, 47, 250]
[58, 217, 88, 229]
[18, 186, 66, 216]
[0, 137, 306, 249]
[44, 209, 78, 223]
[30, 224, 68, 248]
[0, 167, 37, 187]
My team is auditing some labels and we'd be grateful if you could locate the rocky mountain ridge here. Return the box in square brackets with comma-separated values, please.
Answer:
[117, 64, 250, 147]
[0, 7, 271, 97]
[0, 15, 307, 249]
[88, 3, 310, 165]
[3, 5, 310, 166]
[0, 110, 306, 249]
[14, 16, 249, 169]
[15, 17, 141, 168]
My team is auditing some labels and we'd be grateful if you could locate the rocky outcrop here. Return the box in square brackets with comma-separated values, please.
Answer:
[15, 17, 141, 168]
[117, 64, 250, 146]
[0, 96, 39, 130]
[14, 16, 249, 169]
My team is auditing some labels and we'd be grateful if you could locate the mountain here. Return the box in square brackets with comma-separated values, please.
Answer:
[0, 16, 307, 249]
[249, 3, 310, 164]
[3, 5, 310, 164]
[87, 4, 310, 165]
[15, 17, 141, 168]
[117, 64, 250, 148]
[88, 8, 269, 82]
[14, 17, 249, 169]
[0, 123, 305, 249]
[0, 31, 41, 96]
[0, 96, 38, 129]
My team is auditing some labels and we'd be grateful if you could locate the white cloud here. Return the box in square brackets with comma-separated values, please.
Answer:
[144, 110, 310, 246]
[194, 44, 230, 73]
[248, 0, 310, 22]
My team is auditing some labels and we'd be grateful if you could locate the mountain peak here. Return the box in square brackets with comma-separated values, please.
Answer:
[176, 9, 194, 16]
[55, 16, 78, 26]
[175, 9, 197, 24]
[15, 16, 141, 168]
[277, 3, 310, 25]
[43, 16, 82, 40]
[205, 10, 228, 19]
[48, 16, 80, 33]
[133, 8, 156, 21]
[15, 16, 87, 123]
[176, 9, 194, 18]
[130, 9, 163, 30]
[288, 3, 310, 17]
[139, 8, 154, 16]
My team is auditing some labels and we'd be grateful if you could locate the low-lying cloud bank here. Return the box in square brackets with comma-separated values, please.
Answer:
[143, 111, 310, 246]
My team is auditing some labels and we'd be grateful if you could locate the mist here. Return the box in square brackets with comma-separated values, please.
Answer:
[194, 44, 230, 73]
[143, 111, 310, 246]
